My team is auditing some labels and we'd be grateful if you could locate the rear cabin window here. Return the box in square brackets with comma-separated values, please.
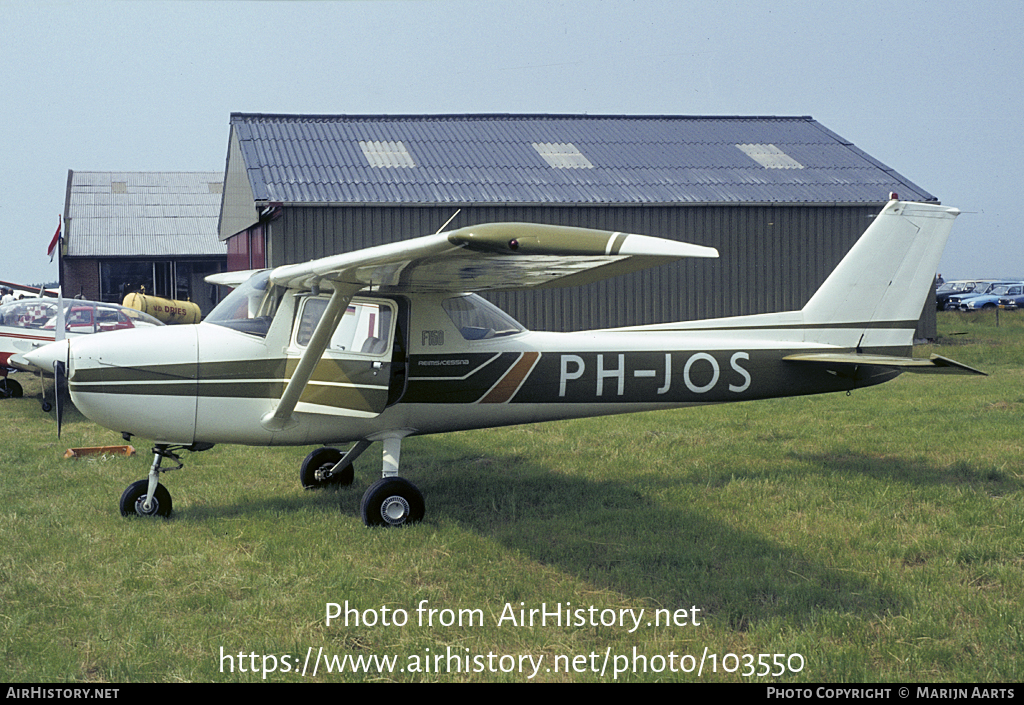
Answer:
[442, 294, 524, 340]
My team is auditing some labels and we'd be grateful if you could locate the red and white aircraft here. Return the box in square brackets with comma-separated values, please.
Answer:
[1, 297, 162, 405]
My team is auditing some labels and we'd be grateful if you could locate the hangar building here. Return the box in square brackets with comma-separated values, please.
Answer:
[218, 114, 939, 336]
[62, 171, 227, 316]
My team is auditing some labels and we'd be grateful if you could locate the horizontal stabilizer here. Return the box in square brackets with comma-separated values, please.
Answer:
[206, 269, 264, 288]
[784, 353, 986, 376]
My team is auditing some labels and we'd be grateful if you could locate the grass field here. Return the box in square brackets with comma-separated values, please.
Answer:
[2, 311, 1022, 682]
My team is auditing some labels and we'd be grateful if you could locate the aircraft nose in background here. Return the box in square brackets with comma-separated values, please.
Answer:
[23, 338, 70, 371]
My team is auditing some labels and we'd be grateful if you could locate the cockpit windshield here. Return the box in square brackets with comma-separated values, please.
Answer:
[205, 270, 280, 337]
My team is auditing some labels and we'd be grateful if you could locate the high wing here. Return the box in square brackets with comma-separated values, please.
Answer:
[260, 223, 717, 431]
[269, 223, 719, 293]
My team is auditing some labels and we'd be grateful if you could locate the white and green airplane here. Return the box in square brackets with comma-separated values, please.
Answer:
[27, 198, 982, 526]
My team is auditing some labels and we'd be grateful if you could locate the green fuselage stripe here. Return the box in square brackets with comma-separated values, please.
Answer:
[70, 345, 907, 410]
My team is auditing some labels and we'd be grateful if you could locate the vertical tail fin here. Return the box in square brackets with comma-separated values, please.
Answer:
[801, 200, 958, 349]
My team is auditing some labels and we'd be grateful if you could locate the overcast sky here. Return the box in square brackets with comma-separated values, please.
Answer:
[2, 0, 1021, 286]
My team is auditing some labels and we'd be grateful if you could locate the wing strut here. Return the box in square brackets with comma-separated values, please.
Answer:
[261, 284, 360, 432]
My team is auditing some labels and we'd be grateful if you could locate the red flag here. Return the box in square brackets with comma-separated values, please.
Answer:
[47, 217, 61, 261]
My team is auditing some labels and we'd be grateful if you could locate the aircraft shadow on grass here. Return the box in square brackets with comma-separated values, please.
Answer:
[401, 436, 909, 633]
[168, 434, 913, 634]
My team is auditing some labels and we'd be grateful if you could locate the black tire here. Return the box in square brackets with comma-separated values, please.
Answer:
[360, 477, 424, 527]
[0, 378, 23, 399]
[300, 447, 354, 489]
[119, 479, 173, 518]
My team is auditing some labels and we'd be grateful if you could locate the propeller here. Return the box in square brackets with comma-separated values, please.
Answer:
[22, 337, 71, 436]
[53, 359, 68, 438]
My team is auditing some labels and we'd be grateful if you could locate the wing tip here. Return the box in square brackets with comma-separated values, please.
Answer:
[618, 234, 719, 259]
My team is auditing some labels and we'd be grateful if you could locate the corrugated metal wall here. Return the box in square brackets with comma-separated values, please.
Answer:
[271, 203, 935, 334]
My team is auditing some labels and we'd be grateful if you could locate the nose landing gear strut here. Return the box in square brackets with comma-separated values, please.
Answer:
[118, 443, 212, 518]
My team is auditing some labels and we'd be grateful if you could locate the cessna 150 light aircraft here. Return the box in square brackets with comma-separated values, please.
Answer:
[26, 198, 983, 526]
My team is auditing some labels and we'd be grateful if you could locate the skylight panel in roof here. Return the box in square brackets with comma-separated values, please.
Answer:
[735, 143, 804, 169]
[533, 143, 594, 169]
[359, 140, 416, 168]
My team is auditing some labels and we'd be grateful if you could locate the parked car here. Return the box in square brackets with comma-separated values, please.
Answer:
[998, 287, 1024, 311]
[960, 283, 1024, 311]
[944, 281, 1020, 311]
[935, 280, 979, 310]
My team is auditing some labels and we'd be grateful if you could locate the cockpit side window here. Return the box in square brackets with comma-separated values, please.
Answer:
[294, 296, 394, 355]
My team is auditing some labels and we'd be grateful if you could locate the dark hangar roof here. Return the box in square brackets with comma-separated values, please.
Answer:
[229, 113, 934, 205]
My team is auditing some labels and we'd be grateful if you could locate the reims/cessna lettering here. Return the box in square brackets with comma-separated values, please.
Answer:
[27, 199, 983, 526]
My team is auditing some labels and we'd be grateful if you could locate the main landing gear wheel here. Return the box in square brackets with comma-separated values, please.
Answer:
[360, 477, 424, 527]
[0, 378, 22, 399]
[119, 479, 173, 518]
[300, 447, 355, 489]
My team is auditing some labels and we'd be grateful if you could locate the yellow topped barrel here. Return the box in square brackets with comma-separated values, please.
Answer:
[123, 292, 201, 325]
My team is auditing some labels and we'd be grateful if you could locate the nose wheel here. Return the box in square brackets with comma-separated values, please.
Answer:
[120, 479, 173, 517]
[119, 444, 185, 518]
